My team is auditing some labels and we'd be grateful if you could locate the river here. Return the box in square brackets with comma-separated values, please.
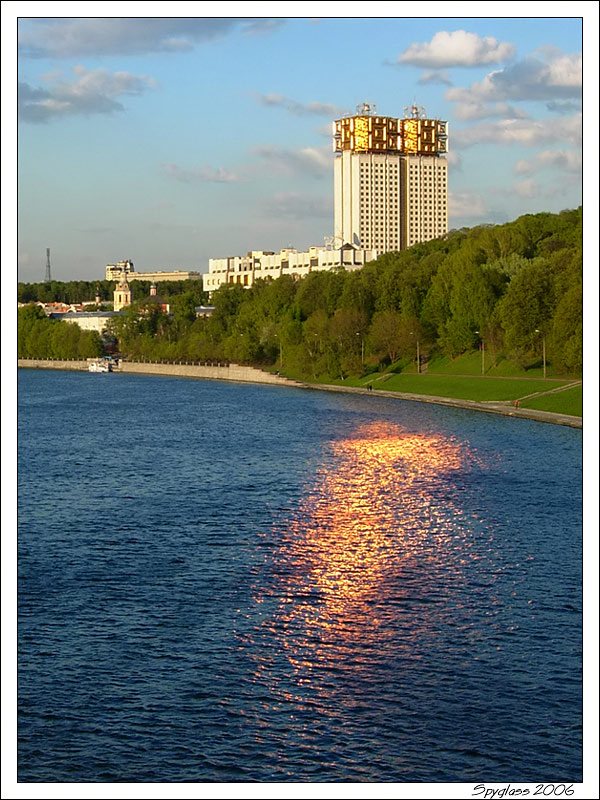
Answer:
[17, 368, 582, 783]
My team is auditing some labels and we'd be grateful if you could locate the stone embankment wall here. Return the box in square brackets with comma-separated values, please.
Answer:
[17, 358, 302, 387]
[120, 361, 301, 386]
[18, 358, 90, 371]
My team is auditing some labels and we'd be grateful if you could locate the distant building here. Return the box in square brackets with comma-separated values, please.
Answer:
[106, 260, 135, 281]
[195, 305, 215, 317]
[203, 244, 377, 294]
[113, 276, 132, 311]
[333, 103, 448, 251]
[105, 259, 200, 282]
[141, 283, 170, 314]
[202, 103, 448, 294]
[49, 311, 123, 335]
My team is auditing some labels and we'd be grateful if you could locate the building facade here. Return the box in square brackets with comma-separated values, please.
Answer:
[49, 311, 124, 334]
[113, 276, 132, 311]
[203, 245, 378, 294]
[106, 260, 201, 282]
[333, 103, 448, 251]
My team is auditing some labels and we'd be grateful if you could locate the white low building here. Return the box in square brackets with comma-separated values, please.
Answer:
[50, 311, 124, 334]
[106, 259, 201, 282]
[203, 244, 378, 294]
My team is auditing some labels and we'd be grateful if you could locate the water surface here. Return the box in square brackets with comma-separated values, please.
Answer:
[18, 369, 582, 782]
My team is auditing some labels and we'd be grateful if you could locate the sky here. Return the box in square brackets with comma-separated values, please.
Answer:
[9, 4, 591, 283]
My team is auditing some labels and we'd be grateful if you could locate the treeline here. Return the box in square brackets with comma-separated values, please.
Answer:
[18, 304, 104, 359]
[17, 278, 208, 305]
[19, 209, 582, 377]
[108, 208, 582, 378]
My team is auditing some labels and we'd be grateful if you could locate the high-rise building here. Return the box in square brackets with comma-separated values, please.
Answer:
[333, 103, 448, 252]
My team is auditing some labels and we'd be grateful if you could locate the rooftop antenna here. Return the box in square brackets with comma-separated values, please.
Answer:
[45, 248, 51, 282]
[356, 102, 377, 116]
[404, 103, 427, 119]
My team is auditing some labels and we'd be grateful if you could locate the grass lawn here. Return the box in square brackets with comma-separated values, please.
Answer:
[419, 352, 563, 379]
[341, 373, 570, 402]
[520, 385, 582, 417]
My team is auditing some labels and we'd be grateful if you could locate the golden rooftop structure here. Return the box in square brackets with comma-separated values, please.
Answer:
[333, 103, 448, 156]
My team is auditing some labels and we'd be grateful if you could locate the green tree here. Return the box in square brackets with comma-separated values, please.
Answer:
[550, 284, 582, 374]
[495, 258, 556, 357]
[368, 309, 405, 364]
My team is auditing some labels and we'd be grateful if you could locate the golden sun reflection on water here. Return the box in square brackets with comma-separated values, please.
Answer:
[247, 421, 474, 701]
[287, 422, 464, 614]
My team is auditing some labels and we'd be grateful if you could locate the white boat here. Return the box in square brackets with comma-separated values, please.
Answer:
[88, 358, 112, 372]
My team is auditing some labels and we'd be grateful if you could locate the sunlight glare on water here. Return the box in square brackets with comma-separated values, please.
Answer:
[18, 371, 582, 783]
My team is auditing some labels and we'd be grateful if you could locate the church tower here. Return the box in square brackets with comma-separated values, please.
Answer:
[113, 276, 132, 311]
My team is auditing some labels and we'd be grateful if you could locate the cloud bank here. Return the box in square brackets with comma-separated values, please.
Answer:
[18, 66, 156, 122]
[252, 144, 331, 178]
[398, 30, 515, 68]
[162, 163, 246, 184]
[514, 149, 582, 176]
[18, 17, 285, 58]
[451, 114, 582, 149]
[254, 93, 349, 118]
[446, 49, 581, 103]
[261, 192, 331, 220]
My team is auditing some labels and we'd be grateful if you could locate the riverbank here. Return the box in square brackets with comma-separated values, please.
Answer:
[17, 358, 304, 388]
[301, 381, 582, 429]
[17, 359, 582, 428]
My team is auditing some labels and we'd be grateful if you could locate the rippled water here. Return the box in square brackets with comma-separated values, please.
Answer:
[18, 369, 582, 782]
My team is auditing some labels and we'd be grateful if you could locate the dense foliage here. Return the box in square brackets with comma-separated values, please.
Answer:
[17, 279, 208, 306]
[19, 209, 583, 376]
[17, 304, 104, 359]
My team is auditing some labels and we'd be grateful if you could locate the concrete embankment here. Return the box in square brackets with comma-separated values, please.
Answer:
[18, 358, 90, 371]
[17, 359, 581, 428]
[119, 360, 303, 386]
[17, 358, 303, 388]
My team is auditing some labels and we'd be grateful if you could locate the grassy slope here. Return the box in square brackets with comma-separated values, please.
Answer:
[275, 350, 582, 416]
[422, 352, 560, 378]
[343, 374, 569, 402]
[520, 385, 582, 417]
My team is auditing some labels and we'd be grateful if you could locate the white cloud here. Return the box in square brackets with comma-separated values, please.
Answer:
[18, 18, 285, 58]
[452, 102, 529, 121]
[452, 114, 581, 149]
[417, 70, 452, 86]
[162, 163, 246, 184]
[449, 191, 486, 220]
[254, 93, 349, 118]
[252, 144, 331, 177]
[546, 100, 582, 115]
[162, 142, 332, 185]
[446, 49, 581, 104]
[514, 150, 582, 176]
[398, 30, 515, 68]
[446, 151, 463, 171]
[18, 66, 156, 122]
[261, 192, 331, 220]
[512, 179, 541, 198]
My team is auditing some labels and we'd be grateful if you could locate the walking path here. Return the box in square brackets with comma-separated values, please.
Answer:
[295, 380, 582, 429]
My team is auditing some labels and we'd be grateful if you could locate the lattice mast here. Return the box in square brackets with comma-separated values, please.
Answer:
[45, 248, 51, 282]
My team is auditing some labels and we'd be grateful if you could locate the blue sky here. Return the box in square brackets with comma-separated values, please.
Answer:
[12, 6, 589, 283]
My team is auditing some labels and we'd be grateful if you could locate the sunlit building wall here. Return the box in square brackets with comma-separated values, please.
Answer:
[105, 260, 201, 282]
[203, 245, 378, 294]
[333, 103, 448, 251]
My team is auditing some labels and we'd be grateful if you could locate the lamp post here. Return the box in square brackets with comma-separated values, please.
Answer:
[535, 329, 546, 379]
[410, 331, 420, 374]
[475, 330, 485, 375]
[356, 332, 364, 367]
